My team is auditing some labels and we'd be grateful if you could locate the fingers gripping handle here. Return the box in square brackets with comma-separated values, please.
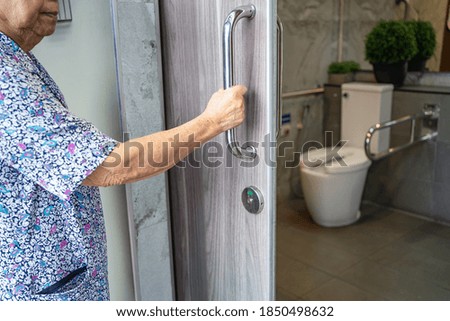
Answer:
[223, 5, 257, 159]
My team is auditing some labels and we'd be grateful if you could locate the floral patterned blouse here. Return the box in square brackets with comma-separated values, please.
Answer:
[0, 32, 118, 300]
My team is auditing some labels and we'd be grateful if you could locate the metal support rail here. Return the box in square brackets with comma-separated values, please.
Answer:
[365, 105, 439, 161]
[276, 16, 283, 138]
[282, 87, 324, 99]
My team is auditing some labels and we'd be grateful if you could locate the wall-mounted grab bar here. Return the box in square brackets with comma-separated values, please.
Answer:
[365, 105, 439, 161]
[282, 87, 324, 99]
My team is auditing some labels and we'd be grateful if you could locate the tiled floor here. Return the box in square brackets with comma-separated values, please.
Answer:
[276, 199, 450, 300]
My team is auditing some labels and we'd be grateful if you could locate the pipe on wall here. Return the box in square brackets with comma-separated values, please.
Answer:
[395, 0, 410, 20]
[338, 0, 344, 62]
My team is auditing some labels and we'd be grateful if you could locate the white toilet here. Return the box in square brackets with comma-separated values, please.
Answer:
[300, 83, 393, 227]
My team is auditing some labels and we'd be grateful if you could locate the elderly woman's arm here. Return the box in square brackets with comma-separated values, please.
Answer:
[82, 85, 247, 187]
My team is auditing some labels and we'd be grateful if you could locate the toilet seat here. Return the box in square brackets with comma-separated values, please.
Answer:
[300, 146, 371, 174]
[299, 146, 372, 227]
[297, 83, 392, 227]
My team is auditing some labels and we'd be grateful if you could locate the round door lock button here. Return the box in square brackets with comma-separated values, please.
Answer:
[242, 186, 264, 214]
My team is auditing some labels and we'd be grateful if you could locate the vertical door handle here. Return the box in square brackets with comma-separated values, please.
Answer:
[223, 5, 257, 159]
[276, 16, 284, 138]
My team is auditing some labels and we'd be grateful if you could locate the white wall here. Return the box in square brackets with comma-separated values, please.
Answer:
[32, 0, 134, 300]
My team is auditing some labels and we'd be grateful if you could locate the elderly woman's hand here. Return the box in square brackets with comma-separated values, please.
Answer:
[201, 85, 247, 133]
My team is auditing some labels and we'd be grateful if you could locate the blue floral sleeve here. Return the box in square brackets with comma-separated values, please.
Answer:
[0, 56, 118, 201]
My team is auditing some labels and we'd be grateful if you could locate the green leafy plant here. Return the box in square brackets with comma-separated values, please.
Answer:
[405, 20, 436, 60]
[365, 20, 418, 64]
[327, 61, 360, 74]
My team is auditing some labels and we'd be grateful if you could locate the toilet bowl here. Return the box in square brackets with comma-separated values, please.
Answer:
[299, 82, 393, 227]
[300, 146, 371, 227]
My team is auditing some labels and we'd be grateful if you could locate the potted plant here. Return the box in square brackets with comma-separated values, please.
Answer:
[365, 20, 418, 87]
[405, 20, 436, 72]
[327, 60, 360, 85]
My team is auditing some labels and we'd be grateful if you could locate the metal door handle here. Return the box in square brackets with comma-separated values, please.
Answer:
[276, 16, 283, 138]
[223, 5, 256, 159]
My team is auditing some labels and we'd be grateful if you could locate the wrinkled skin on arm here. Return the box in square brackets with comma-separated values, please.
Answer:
[83, 85, 247, 187]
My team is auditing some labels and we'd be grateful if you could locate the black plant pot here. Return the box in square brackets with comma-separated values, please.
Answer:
[372, 61, 408, 87]
[408, 56, 427, 72]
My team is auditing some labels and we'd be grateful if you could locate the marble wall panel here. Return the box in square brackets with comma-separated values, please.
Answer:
[277, 0, 337, 201]
[344, 0, 447, 71]
[278, 0, 339, 91]
[398, 0, 448, 71]
[344, 0, 397, 70]
[277, 96, 324, 201]
[113, 0, 174, 300]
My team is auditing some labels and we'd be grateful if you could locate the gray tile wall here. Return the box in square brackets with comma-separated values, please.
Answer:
[277, 0, 338, 202]
[277, 96, 324, 200]
[364, 89, 450, 224]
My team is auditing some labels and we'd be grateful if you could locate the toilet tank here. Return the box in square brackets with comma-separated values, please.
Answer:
[341, 83, 393, 153]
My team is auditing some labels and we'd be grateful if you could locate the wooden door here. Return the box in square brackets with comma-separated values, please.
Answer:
[158, 0, 277, 300]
